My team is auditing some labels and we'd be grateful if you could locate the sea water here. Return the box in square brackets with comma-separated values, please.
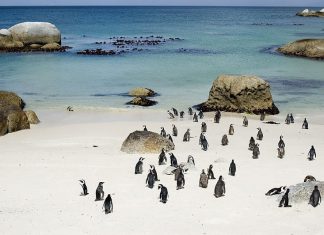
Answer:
[0, 6, 323, 119]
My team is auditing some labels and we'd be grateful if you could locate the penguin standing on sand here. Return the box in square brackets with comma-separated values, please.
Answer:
[103, 194, 113, 214]
[135, 157, 144, 174]
[214, 175, 225, 198]
[167, 110, 175, 119]
[285, 114, 290, 124]
[201, 135, 209, 151]
[169, 153, 178, 167]
[146, 170, 155, 189]
[309, 186, 321, 207]
[302, 118, 308, 129]
[180, 111, 184, 118]
[199, 170, 208, 188]
[252, 144, 260, 159]
[172, 108, 178, 116]
[221, 134, 228, 146]
[96, 182, 104, 201]
[289, 113, 294, 123]
[228, 124, 234, 135]
[207, 164, 216, 179]
[278, 135, 285, 149]
[308, 145, 316, 161]
[176, 170, 185, 190]
[158, 149, 167, 165]
[229, 160, 236, 176]
[172, 124, 178, 137]
[201, 122, 207, 133]
[79, 179, 88, 196]
[160, 127, 167, 138]
[188, 107, 193, 116]
[166, 134, 173, 143]
[193, 113, 198, 122]
[257, 128, 263, 140]
[214, 110, 221, 123]
[183, 129, 191, 142]
[260, 112, 265, 121]
[158, 184, 169, 203]
[198, 110, 204, 119]
[150, 165, 159, 181]
[243, 116, 248, 127]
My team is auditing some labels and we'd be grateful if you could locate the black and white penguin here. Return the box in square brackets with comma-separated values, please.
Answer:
[172, 107, 179, 116]
[229, 160, 236, 176]
[96, 182, 104, 201]
[243, 116, 248, 127]
[167, 110, 175, 119]
[169, 153, 178, 167]
[193, 113, 198, 122]
[188, 107, 193, 116]
[158, 149, 167, 165]
[302, 118, 308, 129]
[221, 134, 228, 146]
[309, 186, 321, 207]
[146, 170, 155, 189]
[214, 110, 221, 123]
[265, 186, 286, 196]
[257, 128, 263, 140]
[79, 179, 88, 196]
[135, 157, 144, 174]
[172, 124, 178, 137]
[183, 129, 190, 142]
[201, 122, 207, 133]
[228, 124, 234, 135]
[158, 184, 169, 203]
[160, 127, 167, 138]
[103, 194, 113, 214]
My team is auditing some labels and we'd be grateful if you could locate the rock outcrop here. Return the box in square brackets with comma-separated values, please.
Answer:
[25, 110, 40, 124]
[296, 9, 324, 17]
[277, 39, 324, 59]
[121, 130, 175, 154]
[0, 91, 39, 136]
[277, 181, 324, 204]
[126, 97, 157, 106]
[0, 22, 67, 52]
[196, 75, 279, 115]
[129, 87, 156, 97]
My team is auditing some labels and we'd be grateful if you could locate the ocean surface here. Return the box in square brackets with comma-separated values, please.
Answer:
[0, 6, 323, 118]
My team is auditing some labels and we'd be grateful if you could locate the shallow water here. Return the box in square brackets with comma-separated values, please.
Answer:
[0, 6, 323, 118]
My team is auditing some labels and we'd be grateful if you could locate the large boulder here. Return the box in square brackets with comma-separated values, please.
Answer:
[25, 110, 40, 124]
[8, 22, 61, 45]
[6, 109, 30, 133]
[126, 97, 157, 106]
[129, 87, 156, 97]
[0, 91, 25, 109]
[277, 39, 324, 59]
[121, 131, 175, 154]
[0, 112, 8, 136]
[277, 181, 324, 204]
[0, 22, 63, 52]
[296, 9, 324, 17]
[196, 75, 279, 115]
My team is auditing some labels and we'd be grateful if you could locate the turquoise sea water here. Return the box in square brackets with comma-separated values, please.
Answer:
[0, 6, 323, 117]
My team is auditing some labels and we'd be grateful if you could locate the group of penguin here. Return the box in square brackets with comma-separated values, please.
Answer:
[78, 108, 320, 214]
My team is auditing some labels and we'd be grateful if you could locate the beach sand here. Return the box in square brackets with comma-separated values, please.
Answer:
[0, 109, 323, 235]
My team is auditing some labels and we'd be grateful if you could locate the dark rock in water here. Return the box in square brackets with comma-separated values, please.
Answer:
[296, 10, 324, 18]
[195, 75, 279, 115]
[126, 97, 157, 106]
[121, 130, 175, 154]
[277, 39, 324, 59]
[77, 48, 120, 56]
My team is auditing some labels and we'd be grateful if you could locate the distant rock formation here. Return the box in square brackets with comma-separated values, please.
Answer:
[0, 22, 68, 52]
[126, 97, 157, 106]
[128, 87, 156, 97]
[277, 39, 324, 59]
[121, 130, 175, 154]
[196, 75, 279, 115]
[0, 91, 40, 136]
[296, 9, 324, 17]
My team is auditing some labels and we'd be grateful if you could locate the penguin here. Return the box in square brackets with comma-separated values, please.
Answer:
[221, 134, 228, 146]
[67, 106, 74, 112]
[308, 145, 316, 161]
[172, 124, 178, 137]
[285, 114, 290, 125]
[199, 132, 204, 146]
[289, 113, 294, 123]
[135, 157, 144, 174]
[228, 124, 234, 135]
[199, 170, 208, 188]
[79, 179, 88, 196]
[279, 189, 291, 207]
[172, 107, 178, 116]
[158, 148, 167, 165]
[207, 164, 216, 179]
[304, 175, 316, 182]
[193, 112, 198, 122]
[187, 155, 195, 165]
[143, 125, 148, 131]
[174, 166, 182, 181]
[243, 116, 248, 127]
[277, 146, 285, 158]
[160, 127, 166, 138]
[201, 122, 207, 133]
[150, 165, 159, 181]
[252, 144, 260, 159]
[183, 129, 190, 142]
[214, 110, 221, 123]
[278, 135, 285, 149]
[249, 137, 255, 150]
[95, 182, 104, 201]
[302, 118, 308, 129]
[158, 184, 169, 203]
[309, 186, 321, 207]
[260, 112, 265, 121]
[201, 136, 209, 151]
[265, 186, 286, 196]
[146, 170, 155, 189]
[229, 160, 236, 176]
[166, 134, 173, 143]
[103, 194, 113, 214]
[167, 110, 175, 119]
[180, 111, 185, 118]
[176, 170, 185, 190]
[169, 153, 178, 167]
[214, 175, 225, 198]
[188, 107, 193, 116]
[198, 110, 204, 119]
[257, 128, 263, 140]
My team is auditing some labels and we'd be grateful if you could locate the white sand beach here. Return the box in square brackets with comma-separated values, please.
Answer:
[0, 109, 323, 235]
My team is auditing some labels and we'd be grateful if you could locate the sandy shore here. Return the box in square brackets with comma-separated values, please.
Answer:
[0, 109, 323, 235]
